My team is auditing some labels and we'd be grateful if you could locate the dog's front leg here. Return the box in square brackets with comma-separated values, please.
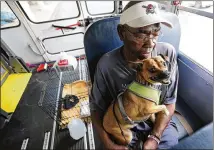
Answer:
[145, 105, 169, 116]
[112, 129, 133, 146]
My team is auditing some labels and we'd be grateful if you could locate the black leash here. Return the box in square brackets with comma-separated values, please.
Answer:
[113, 100, 129, 145]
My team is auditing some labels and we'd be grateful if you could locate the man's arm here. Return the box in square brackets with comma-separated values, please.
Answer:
[152, 45, 179, 139]
[91, 111, 112, 148]
[91, 110, 127, 149]
[151, 103, 175, 139]
[143, 104, 175, 150]
[90, 63, 127, 150]
[153, 55, 178, 138]
[144, 45, 179, 149]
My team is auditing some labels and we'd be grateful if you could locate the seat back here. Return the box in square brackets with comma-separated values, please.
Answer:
[84, 17, 123, 81]
[84, 12, 181, 81]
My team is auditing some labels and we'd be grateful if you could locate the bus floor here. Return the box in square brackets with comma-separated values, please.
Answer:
[0, 72, 86, 150]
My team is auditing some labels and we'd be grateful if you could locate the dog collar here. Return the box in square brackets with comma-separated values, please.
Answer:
[127, 81, 161, 105]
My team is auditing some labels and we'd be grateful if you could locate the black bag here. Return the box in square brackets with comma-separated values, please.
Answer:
[62, 95, 79, 109]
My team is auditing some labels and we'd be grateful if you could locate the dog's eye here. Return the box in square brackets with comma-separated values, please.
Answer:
[162, 62, 166, 66]
[149, 67, 156, 73]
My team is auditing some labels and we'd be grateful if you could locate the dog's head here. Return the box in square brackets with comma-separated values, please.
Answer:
[129, 55, 171, 85]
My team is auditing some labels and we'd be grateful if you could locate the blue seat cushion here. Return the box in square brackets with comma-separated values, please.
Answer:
[171, 122, 213, 149]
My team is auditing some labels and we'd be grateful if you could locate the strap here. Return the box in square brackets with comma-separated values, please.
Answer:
[117, 93, 134, 125]
[174, 110, 193, 135]
[127, 81, 161, 105]
[113, 99, 129, 145]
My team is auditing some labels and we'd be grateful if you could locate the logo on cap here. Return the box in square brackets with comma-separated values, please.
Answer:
[142, 4, 156, 14]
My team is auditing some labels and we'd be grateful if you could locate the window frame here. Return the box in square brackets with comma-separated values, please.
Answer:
[177, 5, 213, 19]
[85, 1, 115, 16]
[16, 1, 81, 24]
[178, 51, 213, 80]
[176, 2, 213, 74]
[42, 32, 84, 55]
[1, 1, 21, 30]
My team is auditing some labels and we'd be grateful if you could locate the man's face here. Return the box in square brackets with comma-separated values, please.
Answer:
[122, 23, 161, 60]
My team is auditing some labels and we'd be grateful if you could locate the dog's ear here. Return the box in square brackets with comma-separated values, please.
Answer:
[128, 61, 144, 71]
[159, 54, 169, 62]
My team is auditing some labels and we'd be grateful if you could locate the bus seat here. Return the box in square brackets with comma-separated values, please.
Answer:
[84, 17, 123, 81]
[84, 13, 189, 141]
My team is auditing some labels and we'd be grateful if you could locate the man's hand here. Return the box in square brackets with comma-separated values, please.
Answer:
[143, 138, 158, 150]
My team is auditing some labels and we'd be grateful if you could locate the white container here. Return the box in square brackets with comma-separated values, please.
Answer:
[53, 52, 78, 72]
[52, 52, 78, 77]
[67, 118, 86, 140]
[59, 52, 78, 70]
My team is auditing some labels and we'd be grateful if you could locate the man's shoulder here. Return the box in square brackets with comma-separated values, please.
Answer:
[156, 42, 176, 55]
[156, 42, 177, 61]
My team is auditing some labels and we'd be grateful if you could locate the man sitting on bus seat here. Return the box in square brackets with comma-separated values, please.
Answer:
[90, 1, 179, 149]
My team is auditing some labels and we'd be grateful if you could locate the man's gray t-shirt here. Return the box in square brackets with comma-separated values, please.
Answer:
[89, 42, 178, 117]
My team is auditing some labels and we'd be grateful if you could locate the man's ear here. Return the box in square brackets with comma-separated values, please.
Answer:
[159, 54, 169, 62]
[117, 25, 125, 41]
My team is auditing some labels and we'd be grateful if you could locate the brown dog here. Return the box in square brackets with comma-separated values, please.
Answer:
[103, 55, 171, 146]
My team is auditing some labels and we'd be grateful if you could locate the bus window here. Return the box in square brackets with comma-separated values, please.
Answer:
[178, 1, 213, 73]
[85, 1, 115, 15]
[18, 1, 80, 23]
[1, 1, 20, 29]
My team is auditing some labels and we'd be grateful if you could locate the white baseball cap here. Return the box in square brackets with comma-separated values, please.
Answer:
[120, 1, 173, 28]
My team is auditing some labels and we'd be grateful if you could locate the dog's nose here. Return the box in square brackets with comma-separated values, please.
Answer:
[159, 71, 170, 79]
